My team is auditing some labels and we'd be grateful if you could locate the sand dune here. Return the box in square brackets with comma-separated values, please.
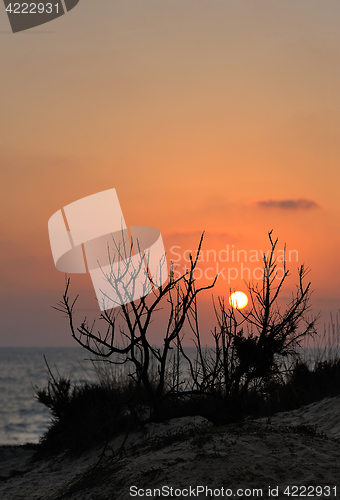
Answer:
[0, 397, 340, 500]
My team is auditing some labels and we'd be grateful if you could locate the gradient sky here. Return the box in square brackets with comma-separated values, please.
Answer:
[1, 0, 339, 346]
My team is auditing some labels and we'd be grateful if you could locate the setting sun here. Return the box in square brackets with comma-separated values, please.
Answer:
[229, 291, 249, 309]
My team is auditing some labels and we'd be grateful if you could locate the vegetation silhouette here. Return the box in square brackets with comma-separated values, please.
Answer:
[36, 231, 340, 456]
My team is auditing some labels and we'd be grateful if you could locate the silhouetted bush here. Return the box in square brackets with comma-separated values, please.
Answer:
[35, 371, 148, 455]
[35, 352, 340, 456]
[262, 358, 340, 415]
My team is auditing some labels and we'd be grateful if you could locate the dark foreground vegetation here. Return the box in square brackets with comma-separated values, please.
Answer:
[36, 231, 340, 456]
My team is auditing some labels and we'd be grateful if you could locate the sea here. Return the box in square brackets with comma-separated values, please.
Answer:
[0, 344, 338, 446]
[0, 347, 99, 445]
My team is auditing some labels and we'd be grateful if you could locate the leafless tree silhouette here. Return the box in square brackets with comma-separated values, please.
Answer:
[54, 234, 216, 415]
[176, 231, 318, 411]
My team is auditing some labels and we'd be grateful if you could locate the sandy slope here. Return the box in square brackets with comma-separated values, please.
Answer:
[0, 398, 340, 500]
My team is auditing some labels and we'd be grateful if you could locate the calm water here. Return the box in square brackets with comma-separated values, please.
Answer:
[0, 345, 337, 445]
[0, 347, 98, 445]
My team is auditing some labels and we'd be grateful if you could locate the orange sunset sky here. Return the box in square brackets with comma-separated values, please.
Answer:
[0, 0, 339, 346]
